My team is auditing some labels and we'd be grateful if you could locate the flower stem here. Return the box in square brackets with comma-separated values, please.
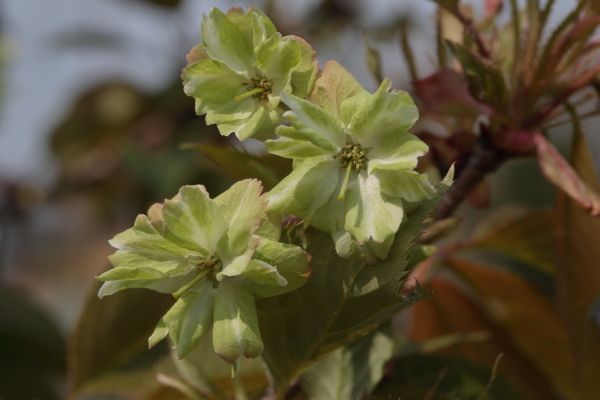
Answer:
[235, 88, 263, 101]
[173, 270, 208, 298]
[337, 163, 353, 201]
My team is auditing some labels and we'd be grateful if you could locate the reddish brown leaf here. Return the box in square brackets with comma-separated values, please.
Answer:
[409, 279, 561, 400]
[445, 257, 577, 398]
[555, 129, 600, 399]
[415, 69, 492, 117]
[534, 132, 600, 216]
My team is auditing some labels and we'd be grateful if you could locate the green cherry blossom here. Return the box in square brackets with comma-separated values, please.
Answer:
[97, 179, 310, 366]
[182, 8, 317, 140]
[266, 61, 434, 260]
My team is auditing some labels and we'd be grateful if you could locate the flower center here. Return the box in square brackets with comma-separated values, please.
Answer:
[334, 143, 369, 201]
[335, 143, 368, 171]
[236, 76, 272, 101]
[197, 257, 223, 288]
[173, 256, 223, 297]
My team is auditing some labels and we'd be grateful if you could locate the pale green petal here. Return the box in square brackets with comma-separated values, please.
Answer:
[251, 238, 310, 298]
[213, 282, 263, 364]
[339, 91, 370, 127]
[376, 170, 435, 202]
[367, 133, 428, 173]
[98, 271, 195, 298]
[348, 79, 419, 147]
[266, 136, 331, 159]
[275, 120, 340, 153]
[255, 211, 282, 241]
[110, 215, 204, 259]
[256, 35, 301, 94]
[217, 237, 259, 279]
[268, 158, 339, 220]
[183, 59, 247, 111]
[240, 259, 288, 288]
[224, 8, 276, 49]
[344, 172, 404, 251]
[162, 185, 226, 255]
[306, 168, 347, 234]
[157, 281, 216, 358]
[266, 125, 332, 159]
[309, 60, 365, 117]
[236, 106, 274, 140]
[288, 36, 317, 98]
[280, 94, 346, 148]
[201, 8, 254, 73]
[214, 179, 266, 257]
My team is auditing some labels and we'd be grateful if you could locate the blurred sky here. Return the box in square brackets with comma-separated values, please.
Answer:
[0, 0, 578, 185]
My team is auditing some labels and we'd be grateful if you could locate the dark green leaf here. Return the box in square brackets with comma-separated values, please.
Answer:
[257, 195, 439, 395]
[301, 331, 394, 400]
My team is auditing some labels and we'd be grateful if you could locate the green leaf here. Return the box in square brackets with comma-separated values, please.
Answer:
[214, 179, 267, 257]
[309, 60, 366, 117]
[301, 331, 394, 400]
[257, 194, 437, 395]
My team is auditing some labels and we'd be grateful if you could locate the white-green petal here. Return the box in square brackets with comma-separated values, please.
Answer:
[268, 157, 339, 220]
[240, 259, 288, 288]
[201, 8, 254, 73]
[98, 271, 195, 298]
[155, 282, 216, 358]
[266, 125, 333, 159]
[376, 170, 436, 202]
[348, 79, 419, 147]
[256, 34, 301, 93]
[212, 282, 263, 364]
[344, 172, 404, 251]
[218, 237, 259, 279]
[288, 36, 317, 98]
[214, 179, 266, 257]
[110, 215, 205, 259]
[183, 59, 247, 110]
[367, 133, 429, 173]
[162, 185, 226, 256]
[251, 238, 310, 298]
[281, 94, 346, 148]
[235, 106, 274, 140]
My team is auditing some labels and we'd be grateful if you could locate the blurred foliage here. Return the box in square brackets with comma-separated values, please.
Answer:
[2, 0, 600, 399]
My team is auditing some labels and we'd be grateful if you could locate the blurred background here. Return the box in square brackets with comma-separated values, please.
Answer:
[0, 0, 597, 399]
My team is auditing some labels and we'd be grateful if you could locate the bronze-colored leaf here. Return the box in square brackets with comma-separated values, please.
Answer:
[555, 128, 600, 399]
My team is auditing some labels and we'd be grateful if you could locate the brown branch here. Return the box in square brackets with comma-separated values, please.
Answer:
[436, 129, 507, 219]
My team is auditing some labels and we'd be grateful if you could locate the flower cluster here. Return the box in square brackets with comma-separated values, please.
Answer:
[99, 7, 437, 367]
